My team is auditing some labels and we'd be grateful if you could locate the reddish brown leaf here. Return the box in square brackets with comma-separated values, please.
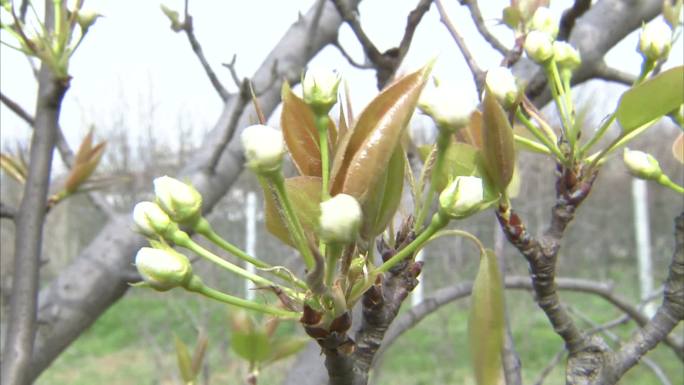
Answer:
[482, 90, 515, 194]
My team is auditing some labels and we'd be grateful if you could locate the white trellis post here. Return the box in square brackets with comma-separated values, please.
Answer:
[245, 191, 257, 300]
[412, 249, 425, 306]
[632, 179, 656, 317]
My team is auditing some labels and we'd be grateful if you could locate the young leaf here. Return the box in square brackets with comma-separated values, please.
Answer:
[360, 144, 405, 240]
[174, 335, 195, 383]
[482, 90, 515, 194]
[673, 132, 683, 164]
[431, 141, 480, 192]
[191, 332, 209, 376]
[230, 311, 271, 364]
[468, 249, 505, 385]
[263, 176, 322, 247]
[331, 63, 433, 203]
[617, 66, 684, 133]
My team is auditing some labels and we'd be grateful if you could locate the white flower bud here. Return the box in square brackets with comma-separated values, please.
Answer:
[439, 176, 485, 219]
[76, 11, 102, 32]
[241, 124, 286, 174]
[638, 19, 672, 61]
[525, 31, 555, 63]
[529, 7, 559, 38]
[133, 201, 172, 237]
[553, 41, 581, 70]
[153, 176, 202, 225]
[485, 67, 519, 108]
[623, 149, 663, 180]
[319, 194, 362, 244]
[302, 67, 341, 114]
[135, 247, 193, 291]
[419, 83, 476, 133]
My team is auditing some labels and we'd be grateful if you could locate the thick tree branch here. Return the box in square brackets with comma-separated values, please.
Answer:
[28, 1, 363, 381]
[2, 42, 69, 385]
[592, 61, 637, 86]
[1, 201, 18, 220]
[557, 0, 592, 42]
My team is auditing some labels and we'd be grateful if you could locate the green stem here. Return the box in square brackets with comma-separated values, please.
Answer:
[324, 243, 343, 287]
[194, 217, 307, 289]
[316, 114, 331, 200]
[377, 212, 448, 274]
[186, 276, 299, 319]
[515, 108, 564, 161]
[657, 174, 684, 194]
[416, 134, 448, 231]
[271, 173, 316, 270]
[429, 229, 486, 256]
[545, 61, 572, 149]
[579, 113, 616, 156]
[514, 134, 552, 155]
[169, 230, 300, 299]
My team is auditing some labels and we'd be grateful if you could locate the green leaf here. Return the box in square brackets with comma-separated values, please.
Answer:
[265, 337, 310, 365]
[331, 63, 433, 203]
[482, 89, 516, 194]
[174, 335, 195, 382]
[673, 133, 683, 164]
[280, 83, 337, 177]
[263, 176, 322, 247]
[468, 249, 505, 385]
[360, 144, 405, 240]
[617, 66, 684, 133]
[230, 311, 271, 364]
[432, 141, 480, 192]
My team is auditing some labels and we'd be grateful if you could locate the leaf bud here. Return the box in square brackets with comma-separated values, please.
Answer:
[241, 124, 286, 174]
[623, 149, 663, 180]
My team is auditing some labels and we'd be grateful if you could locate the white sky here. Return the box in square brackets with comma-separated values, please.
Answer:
[0, 1, 681, 157]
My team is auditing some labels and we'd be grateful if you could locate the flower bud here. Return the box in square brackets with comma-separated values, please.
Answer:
[153, 176, 203, 225]
[439, 176, 485, 219]
[485, 67, 519, 108]
[241, 124, 286, 174]
[302, 67, 341, 115]
[623, 149, 663, 180]
[419, 83, 477, 134]
[553, 41, 581, 70]
[638, 19, 672, 61]
[76, 11, 102, 32]
[135, 247, 193, 291]
[319, 194, 362, 244]
[133, 201, 173, 237]
[529, 7, 559, 38]
[525, 31, 554, 63]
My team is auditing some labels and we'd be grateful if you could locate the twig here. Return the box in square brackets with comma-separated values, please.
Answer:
[2, 51, 69, 385]
[1, 91, 35, 126]
[222, 54, 243, 89]
[207, 80, 250, 173]
[181, 0, 229, 101]
[462, 0, 509, 56]
[1, 202, 18, 220]
[557, 0, 592, 42]
[435, 0, 485, 94]
[332, 39, 372, 69]
[592, 61, 637, 86]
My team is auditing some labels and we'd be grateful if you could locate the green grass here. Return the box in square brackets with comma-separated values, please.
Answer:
[36, 285, 683, 385]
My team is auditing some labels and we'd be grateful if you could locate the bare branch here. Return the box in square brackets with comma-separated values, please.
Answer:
[222, 55, 243, 89]
[2, 19, 69, 385]
[462, 0, 509, 56]
[180, 2, 230, 101]
[592, 61, 637, 86]
[0, 91, 35, 126]
[435, 0, 485, 94]
[332, 39, 372, 69]
[1, 202, 18, 220]
[206, 80, 249, 173]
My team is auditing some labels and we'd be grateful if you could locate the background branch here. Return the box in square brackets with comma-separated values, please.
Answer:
[557, 0, 592, 41]
[1, 201, 18, 220]
[462, 0, 509, 56]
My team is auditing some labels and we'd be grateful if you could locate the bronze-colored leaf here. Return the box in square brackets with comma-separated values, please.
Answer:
[457, 110, 483, 149]
[360, 144, 405, 240]
[332, 63, 432, 203]
[73, 131, 94, 165]
[263, 176, 322, 247]
[482, 90, 515, 194]
[191, 331, 208, 376]
[174, 335, 195, 382]
[280, 82, 337, 177]
[468, 249, 504, 385]
[0, 153, 28, 184]
[64, 141, 106, 193]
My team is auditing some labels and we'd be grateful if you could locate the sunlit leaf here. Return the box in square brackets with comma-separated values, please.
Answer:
[673, 133, 684, 164]
[482, 90, 515, 194]
[332, 63, 433, 203]
[468, 249, 504, 385]
[360, 145, 405, 240]
[263, 176, 321, 247]
[617, 66, 684, 133]
[174, 335, 195, 382]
